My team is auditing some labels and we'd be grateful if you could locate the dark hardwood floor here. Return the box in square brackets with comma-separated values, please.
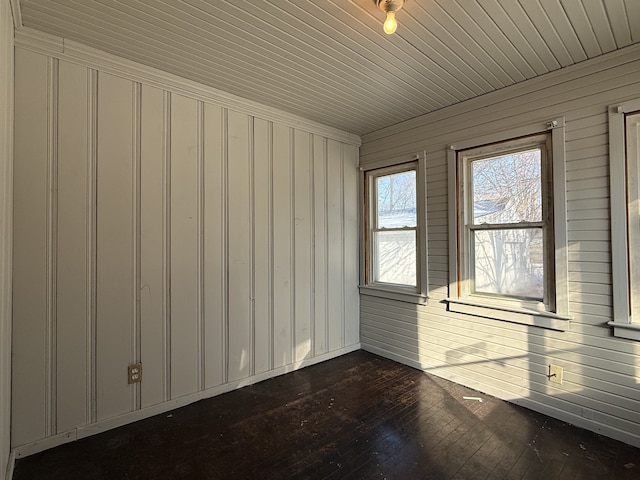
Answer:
[13, 351, 640, 479]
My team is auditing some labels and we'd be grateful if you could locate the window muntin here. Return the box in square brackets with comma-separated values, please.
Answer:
[368, 165, 418, 288]
[459, 134, 553, 309]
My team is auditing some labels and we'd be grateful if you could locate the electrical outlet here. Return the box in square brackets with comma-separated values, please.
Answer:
[548, 364, 563, 384]
[128, 363, 142, 384]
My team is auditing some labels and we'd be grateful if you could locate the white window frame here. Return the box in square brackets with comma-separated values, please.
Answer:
[446, 119, 571, 331]
[359, 153, 428, 305]
[608, 100, 640, 341]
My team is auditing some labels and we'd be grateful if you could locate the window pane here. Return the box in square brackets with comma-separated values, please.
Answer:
[374, 230, 416, 286]
[377, 170, 416, 228]
[473, 228, 543, 299]
[472, 149, 541, 225]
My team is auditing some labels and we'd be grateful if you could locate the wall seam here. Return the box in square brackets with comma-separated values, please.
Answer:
[268, 121, 274, 371]
[87, 68, 98, 424]
[249, 116, 256, 377]
[222, 108, 229, 385]
[132, 81, 142, 411]
[162, 91, 172, 401]
[46, 56, 59, 436]
[197, 100, 205, 392]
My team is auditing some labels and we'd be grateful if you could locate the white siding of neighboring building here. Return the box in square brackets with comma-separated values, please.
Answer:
[360, 44, 640, 448]
[11, 36, 360, 454]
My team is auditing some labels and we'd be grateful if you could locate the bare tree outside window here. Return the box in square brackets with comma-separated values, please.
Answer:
[469, 148, 544, 299]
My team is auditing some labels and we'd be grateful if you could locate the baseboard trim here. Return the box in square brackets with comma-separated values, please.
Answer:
[12, 344, 360, 460]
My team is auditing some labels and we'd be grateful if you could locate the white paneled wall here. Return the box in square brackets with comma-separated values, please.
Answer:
[360, 45, 640, 448]
[12, 46, 360, 451]
[1, 1, 14, 478]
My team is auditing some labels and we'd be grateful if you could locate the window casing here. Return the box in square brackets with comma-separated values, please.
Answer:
[447, 120, 570, 331]
[609, 101, 640, 341]
[360, 158, 427, 305]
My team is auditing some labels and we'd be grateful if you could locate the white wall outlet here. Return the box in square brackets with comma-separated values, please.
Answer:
[549, 364, 563, 384]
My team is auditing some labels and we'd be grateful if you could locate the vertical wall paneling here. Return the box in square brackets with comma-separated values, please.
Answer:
[163, 92, 172, 401]
[88, 68, 98, 424]
[132, 82, 142, 410]
[249, 116, 256, 377]
[170, 94, 200, 399]
[95, 72, 135, 421]
[140, 84, 166, 408]
[45, 57, 59, 437]
[11, 44, 362, 452]
[227, 110, 252, 382]
[272, 124, 293, 368]
[197, 101, 205, 389]
[343, 144, 359, 346]
[294, 130, 312, 362]
[313, 136, 328, 356]
[327, 140, 344, 352]
[203, 103, 224, 389]
[253, 119, 272, 374]
[12, 48, 49, 446]
[56, 60, 89, 433]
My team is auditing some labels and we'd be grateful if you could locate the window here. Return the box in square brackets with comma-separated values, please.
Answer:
[609, 101, 640, 341]
[447, 120, 570, 330]
[360, 158, 427, 304]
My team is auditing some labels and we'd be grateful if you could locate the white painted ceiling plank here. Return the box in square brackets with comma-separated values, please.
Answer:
[239, 0, 445, 111]
[478, 0, 549, 76]
[17, 0, 640, 136]
[498, 0, 562, 70]
[456, 0, 539, 79]
[407, 1, 510, 90]
[518, 0, 574, 68]
[538, 0, 588, 63]
[625, 0, 640, 42]
[582, 0, 618, 52]
[123, 0, 427, 118]
[603, 0, 633, 47]
[435, 0, 526, 82]
[560, 0, 603, 57]
[181, 0, 439, 116]
[323, 0, 472, 103]
[282, 0, 453, 99]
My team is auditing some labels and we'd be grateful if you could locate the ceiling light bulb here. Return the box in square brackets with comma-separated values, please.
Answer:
[383, 11, 397, 34]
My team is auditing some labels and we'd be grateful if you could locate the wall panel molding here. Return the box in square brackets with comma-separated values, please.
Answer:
[197, 100, 205, 391]
[87, 68, 98, 425]
[45, 56, 58, 437]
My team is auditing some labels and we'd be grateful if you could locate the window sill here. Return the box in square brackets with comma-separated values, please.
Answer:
[445, 298, 571, 331]
[359, 285, 428, 305]
[607, 321, 640, 341]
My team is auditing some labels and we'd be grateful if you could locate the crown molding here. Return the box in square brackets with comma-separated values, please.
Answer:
[14, 27, 361, 146]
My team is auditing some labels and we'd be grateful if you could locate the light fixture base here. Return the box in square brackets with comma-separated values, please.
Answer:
[376, 0, 405, 14]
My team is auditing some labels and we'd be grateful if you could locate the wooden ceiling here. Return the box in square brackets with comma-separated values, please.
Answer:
[16, 0, 640, 136]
